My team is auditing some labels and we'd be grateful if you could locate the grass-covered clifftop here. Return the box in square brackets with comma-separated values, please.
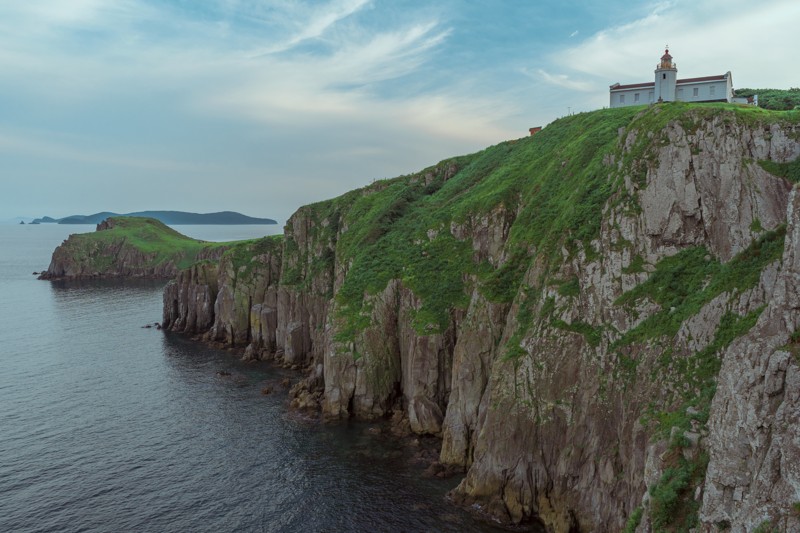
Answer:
[735, 87, 800, 111]
[299, 103, 798, 343]
[318, 105, 637, 339]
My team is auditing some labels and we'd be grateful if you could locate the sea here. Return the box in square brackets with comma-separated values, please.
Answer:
[0, 223, 504, 533]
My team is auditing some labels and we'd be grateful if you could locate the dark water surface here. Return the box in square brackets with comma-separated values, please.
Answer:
[0, 224, 502, 532]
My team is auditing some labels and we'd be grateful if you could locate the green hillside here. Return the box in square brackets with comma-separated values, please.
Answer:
[286, 102, 797, 342]
[735, 87, 800, 110]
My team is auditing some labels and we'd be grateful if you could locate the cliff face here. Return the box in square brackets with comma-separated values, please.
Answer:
[161, 104, 800, 532]
[700, 189, 800, 531]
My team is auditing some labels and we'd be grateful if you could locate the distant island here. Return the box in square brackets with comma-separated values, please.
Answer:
[31, 211, 277, 225]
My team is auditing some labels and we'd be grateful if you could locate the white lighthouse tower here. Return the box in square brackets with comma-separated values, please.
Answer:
[654, 48, 677, 102]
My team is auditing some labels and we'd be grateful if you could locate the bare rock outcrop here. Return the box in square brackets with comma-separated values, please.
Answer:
[699, 189, 800, 532]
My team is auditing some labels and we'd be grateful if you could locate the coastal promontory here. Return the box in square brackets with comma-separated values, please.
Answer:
[37, 217, 242, 280]
[44, 102, 800, 531]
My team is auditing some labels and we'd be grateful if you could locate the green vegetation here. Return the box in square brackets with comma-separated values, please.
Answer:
[623, 254, 646, 274]
[556, 277, 581, 297]
[753, 520, 779, 533]
[633, 298, 767, 530]
[615, 227, 784, 349]
[502, 298, 535, 361]
[330, 106, 643, 341]
[782, 330, 800, 365]
[758, 158, 800, 184]
[618, 227, 783, 439]
[306, 102, 796, 353]
[552, 319, 603, 348]
[750, 218, 765, 233]
[610, 227, 785, 529]
[90, 217, 223, 268]
[622, 507, 643, 533]
[648, 443, 709, 533]
[146, 101, 799, 532]
[735, 87, 800, 111]
[220, 235, 283, 289]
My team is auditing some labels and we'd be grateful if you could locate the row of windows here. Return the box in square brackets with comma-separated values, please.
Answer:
[619, 92, 653, 104]
[618, 84, 718, 104]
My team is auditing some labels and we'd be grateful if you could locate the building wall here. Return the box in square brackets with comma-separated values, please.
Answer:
[610, 77, 731, 108]
[674, 79, 731, 103]
[655, 69, 677, 102]
[609, 87, 655, 108]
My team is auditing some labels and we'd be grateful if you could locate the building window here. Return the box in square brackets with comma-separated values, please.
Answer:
[710, 85, 716, 96]
[634, 93, 640, 102]
[620, 94, 625, 104]
[693, 87, 699, 97]
[663, 74, 666, 79]
[678, 88, 683, 98]
[648, 91, 654, 102]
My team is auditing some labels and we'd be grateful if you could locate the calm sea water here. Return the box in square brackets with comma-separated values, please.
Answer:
[0, 224, 503, 533]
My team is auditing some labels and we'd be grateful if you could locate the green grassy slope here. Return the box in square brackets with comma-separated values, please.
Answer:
[316, 103, 799, 342]
[91, 217, 229, 269]
[735, 87, 800, 110]
[326, 106, 640, 338]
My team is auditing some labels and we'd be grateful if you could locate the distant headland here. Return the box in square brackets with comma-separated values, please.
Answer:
[31, 211, 277, 225]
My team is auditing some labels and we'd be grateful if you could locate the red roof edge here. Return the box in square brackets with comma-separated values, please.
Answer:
[612, 73, 729, 91]
[611, 81, 655, 91]
[676, 74, 727, 84]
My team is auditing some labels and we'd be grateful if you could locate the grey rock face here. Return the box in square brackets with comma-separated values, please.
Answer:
[699, 189, 800, 532]
[447, 114, 800, 531]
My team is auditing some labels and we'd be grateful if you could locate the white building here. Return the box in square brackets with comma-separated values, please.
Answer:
[609, 49, 733, 108]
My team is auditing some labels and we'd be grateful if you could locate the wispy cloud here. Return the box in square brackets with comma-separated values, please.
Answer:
[247, 0, 373, 56]
[4, 0, 794, 220]
[0, 131, 207, 172]
[196, 19, 458, 130]
[0, 1, 487, 142]
[528, 68, 595, 92]
[553, 0, 800, 87]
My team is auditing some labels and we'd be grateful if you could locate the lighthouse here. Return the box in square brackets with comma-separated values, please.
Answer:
[609, 48, 733, 108]
[654, 47, 677, 102]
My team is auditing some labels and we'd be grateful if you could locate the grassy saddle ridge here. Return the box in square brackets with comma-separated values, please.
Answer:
[64, 216, 276, 272]
[314, 102, 799, 341]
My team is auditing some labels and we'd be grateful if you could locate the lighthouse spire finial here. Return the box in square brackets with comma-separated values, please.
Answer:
[658, 46, 675, 69]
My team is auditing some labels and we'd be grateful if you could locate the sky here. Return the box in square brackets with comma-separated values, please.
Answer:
[1, 0, 798, 224]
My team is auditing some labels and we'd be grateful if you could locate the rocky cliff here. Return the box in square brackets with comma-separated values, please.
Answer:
[39, 217, 230, 280]
[161, 103, 800, 532]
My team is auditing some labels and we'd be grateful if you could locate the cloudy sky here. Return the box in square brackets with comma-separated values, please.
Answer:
[2, 0, 798, 223]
